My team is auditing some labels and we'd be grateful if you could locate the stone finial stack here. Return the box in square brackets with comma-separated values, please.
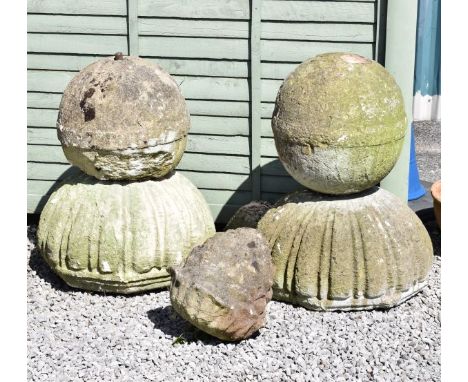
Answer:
[258, 52, 433, 311]
[38, 53, 215, 294]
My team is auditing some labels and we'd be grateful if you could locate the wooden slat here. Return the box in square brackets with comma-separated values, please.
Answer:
[261, 137, 278, 157]
[28, 170, 251, 194]
[28, 54, 104, 71]
[209, 204, 243, 223]
[27, 163, 251, 203]
[127, 0, 139, 55]
[27, 0, 127, 15]
[262, 22, 374, 42]
[262, 1, 375, 23]
[28, 93, 62, 109]
[27, 108, 58, 127]
[262, 62, 298, 80]
[250, 0, 262, 200]
[137, 19, 374, 42]
[261, 103, 275, 119]
[139, 36, 249, 60]
[28, 193, 50, 214]
[27, 14, 127, 34]
[139, 19, 249, 38]
[27, 109, 250, 136]
[186, 101, 249, 118]
[27, 70, 75, 93]
[27, 189, 242, 222]
[27, 71, 250, 101]
[261, 157, 289, 177]
[138, 0, 250, 19]
[28, 93, 251, 118]
[261, 40, 374, 62]
[149, 58, 249, 78]
[261, 80, 283, 103]
[27, 146, 250, 174]
[261, 175, 303, 194]
[28, 145, 66, 163]
[28, 54, 249, 78]
[27, 128, 250, 155]
[28, 34, 128, 55]
[261, 118, 273, 137]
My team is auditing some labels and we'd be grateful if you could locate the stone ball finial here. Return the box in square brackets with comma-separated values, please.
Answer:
[272, 52, 407, 194]
[57, 54, 190, 180]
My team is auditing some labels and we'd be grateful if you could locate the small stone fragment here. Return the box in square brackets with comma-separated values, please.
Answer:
[224, 201, 272, 230]
[169, 228, 274, 341]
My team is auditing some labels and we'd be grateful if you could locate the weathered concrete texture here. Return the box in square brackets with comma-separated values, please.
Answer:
[224, 201, 272, 230]
[257, 187, 433, 311]
[57, 54, 190, 180]
[37, 172, 215, 294]
[414, 120, 441, 183]
[170, 228, 274, 341]
[272, 53, 407, 194]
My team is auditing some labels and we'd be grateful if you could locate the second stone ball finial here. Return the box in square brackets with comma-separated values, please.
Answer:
[272, 52, 407, 195]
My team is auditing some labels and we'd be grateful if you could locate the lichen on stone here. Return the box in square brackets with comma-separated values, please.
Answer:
[56, 55, 190, 180]
[257, 187, 433, 311]
[37, 171, 215, 294]
[272, 52, 407, 194]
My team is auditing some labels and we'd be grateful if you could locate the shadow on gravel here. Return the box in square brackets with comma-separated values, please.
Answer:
[147, 306, 260, 345]
[28, 228, 72, 293]
[28, 247, 72, 293]
[416, 208, 441, 257]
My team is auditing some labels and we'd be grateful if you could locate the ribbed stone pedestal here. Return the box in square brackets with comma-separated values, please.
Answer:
[38, 172, 215, 294]
[258, 187, 433, 310]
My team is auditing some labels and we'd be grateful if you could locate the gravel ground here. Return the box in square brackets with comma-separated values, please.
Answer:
[28, 225, 441, 382]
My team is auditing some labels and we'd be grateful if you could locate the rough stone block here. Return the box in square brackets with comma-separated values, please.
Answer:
[170, 228, 274, 341]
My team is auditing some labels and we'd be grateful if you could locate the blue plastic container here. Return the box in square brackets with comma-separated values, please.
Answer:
[408, 125, 426, 200]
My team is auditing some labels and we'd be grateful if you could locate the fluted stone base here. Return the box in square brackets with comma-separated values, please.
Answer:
[37, 171, 215, 294]
[258, 187, 433, 311]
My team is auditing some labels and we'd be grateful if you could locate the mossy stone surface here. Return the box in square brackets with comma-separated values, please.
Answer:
[272, 52, 407, 194]
[257, 187, 433, 311]
[170, 228, 274, 341]
[37, 172, 215, 294]
[57, 55, 190, 180]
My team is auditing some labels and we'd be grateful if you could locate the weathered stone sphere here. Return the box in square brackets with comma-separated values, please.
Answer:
[170, 228, 274, 341]
[57, 54, 190, 180]
[257, 187, 433, 310]
[37, 172, 215, 294]
[272, 52, 407, 194]
[224, 201, 272, 230]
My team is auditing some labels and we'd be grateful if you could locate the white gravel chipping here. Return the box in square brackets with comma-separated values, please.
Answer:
[28, 225, 440, 382]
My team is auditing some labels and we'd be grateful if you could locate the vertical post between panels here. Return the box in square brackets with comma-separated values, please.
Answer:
[380, 0, 418, 201]
[127, 0, 139, 56]
[250, 0, 262, 200]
